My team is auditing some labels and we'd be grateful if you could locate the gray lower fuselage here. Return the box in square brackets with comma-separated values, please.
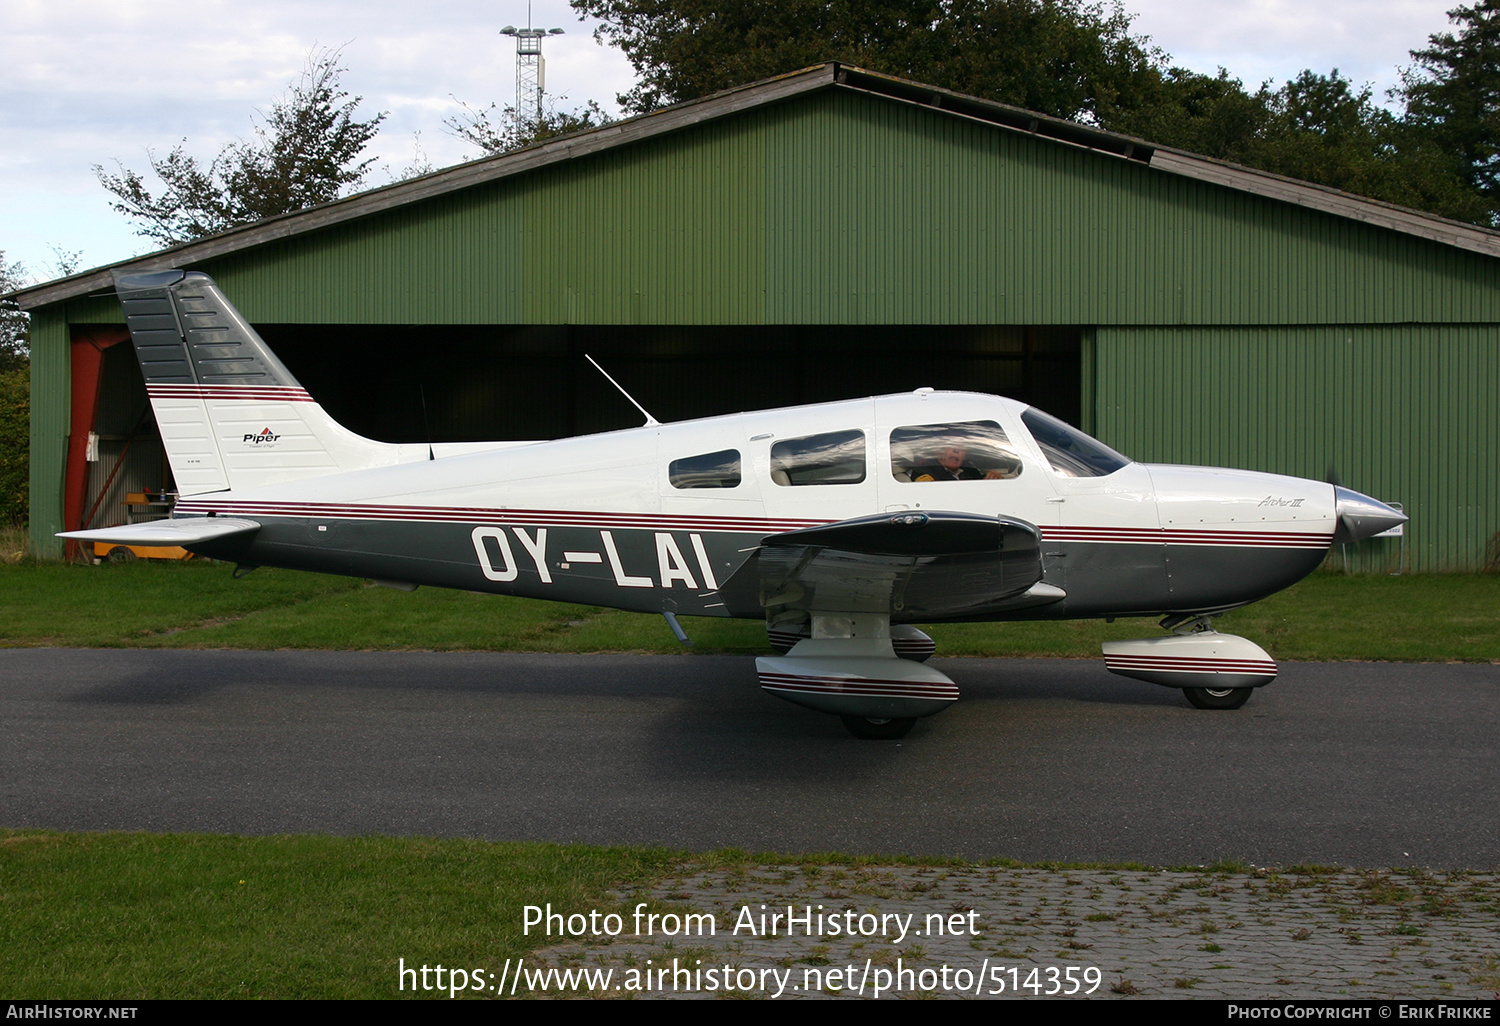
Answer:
[180, 506, 1329, 622]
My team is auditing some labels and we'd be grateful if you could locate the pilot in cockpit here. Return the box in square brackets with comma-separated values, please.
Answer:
[910, 442, 1005, 482]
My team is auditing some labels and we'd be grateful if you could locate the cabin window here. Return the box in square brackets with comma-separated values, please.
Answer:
[770, 430, 866, 486]
[890, 421, 1022, 482]
[669, 449, 742, 489]
[1021, 408, 1129, 478]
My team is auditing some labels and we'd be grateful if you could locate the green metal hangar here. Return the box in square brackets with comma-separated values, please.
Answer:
[16, 64, 1500, 568]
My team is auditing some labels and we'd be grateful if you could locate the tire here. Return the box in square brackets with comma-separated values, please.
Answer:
[106, 546, 138, 564]
[1183, 686, 1252, 710]
[840, 715, 916, 740]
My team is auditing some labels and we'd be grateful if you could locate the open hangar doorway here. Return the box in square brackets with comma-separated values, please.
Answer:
[75, 336, 173, 539]
[261, 323, 1085, 443]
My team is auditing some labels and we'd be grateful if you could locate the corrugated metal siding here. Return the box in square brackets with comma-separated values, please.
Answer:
[191, 114, 768, 325]
[27, 310, 69, 558]
[763, 92, 1500, 325]
[52, 88, 1500, 327]
[1093, 324, 1500, 571]
[62, 296, 120, 324]
[523, 115, 766, 324]
[206, 184, 528, 324]
[82, 439, 168, 532]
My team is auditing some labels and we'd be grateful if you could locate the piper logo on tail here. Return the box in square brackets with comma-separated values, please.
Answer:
[244, 427, 281, 445]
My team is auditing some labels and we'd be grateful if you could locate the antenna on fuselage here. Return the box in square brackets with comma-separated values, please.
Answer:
[585, 353, 660, 427]
[418, 384, 435, 461]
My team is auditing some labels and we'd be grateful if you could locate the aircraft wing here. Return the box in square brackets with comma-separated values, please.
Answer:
[754, 511, 1057, 619]
[58, 517, 261, 547]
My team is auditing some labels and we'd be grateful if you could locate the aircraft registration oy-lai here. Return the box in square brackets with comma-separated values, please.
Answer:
[65, 271, 1407, 738]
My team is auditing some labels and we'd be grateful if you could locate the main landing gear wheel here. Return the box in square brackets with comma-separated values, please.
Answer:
[1183, 686, 1253, 710]
[840, 715, 916, 740]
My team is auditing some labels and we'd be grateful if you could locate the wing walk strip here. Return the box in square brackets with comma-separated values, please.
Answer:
[1104, 655, 1279, 674]
[173, 501, 1331, 548]
[146, 385, 316, 403]
[758, 672, 960, 701]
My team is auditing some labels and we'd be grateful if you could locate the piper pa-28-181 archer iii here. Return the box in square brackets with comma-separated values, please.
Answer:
[64, 270, 1407, 738]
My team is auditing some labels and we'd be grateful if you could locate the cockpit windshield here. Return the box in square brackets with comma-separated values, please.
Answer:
[1021, 408, 1130, 478]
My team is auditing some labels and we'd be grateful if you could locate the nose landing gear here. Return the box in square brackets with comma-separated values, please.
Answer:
[1182, 686, 1253, 710]
[1103, 614, 1275, 710]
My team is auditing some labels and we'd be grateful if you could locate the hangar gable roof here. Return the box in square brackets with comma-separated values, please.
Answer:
[14, 62, 1500, 311]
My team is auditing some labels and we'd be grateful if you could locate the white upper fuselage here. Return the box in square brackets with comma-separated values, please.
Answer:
[180, 389, 1335, 537]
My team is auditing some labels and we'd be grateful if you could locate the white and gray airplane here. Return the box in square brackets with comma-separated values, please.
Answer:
[64, 270, 1406, 738]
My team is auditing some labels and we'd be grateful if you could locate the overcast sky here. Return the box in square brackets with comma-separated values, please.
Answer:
[0, 0, 1464, 284]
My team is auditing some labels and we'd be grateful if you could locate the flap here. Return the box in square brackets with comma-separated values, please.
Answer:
[755, 510, 1050, 619]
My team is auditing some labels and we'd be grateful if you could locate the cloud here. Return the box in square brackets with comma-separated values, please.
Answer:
[1125, 0, 1455, 98]
[1, 0, 635, 273]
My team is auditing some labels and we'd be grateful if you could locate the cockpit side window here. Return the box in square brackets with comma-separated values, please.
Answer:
[891, 421, 1022, 482]
[1021, 408, 1130, 478]
[669, 449, 741, 489]
[770, 430, 866, 486]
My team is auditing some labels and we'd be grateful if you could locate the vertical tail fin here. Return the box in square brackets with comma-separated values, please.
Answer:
[115, 269, 404, 494]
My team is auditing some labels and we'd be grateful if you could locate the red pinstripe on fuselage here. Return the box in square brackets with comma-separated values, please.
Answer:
[173, 499, 1331, 549]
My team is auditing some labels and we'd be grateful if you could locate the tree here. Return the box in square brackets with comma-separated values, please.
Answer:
[1104, 66, 1488, 223]
[571, 0, 1165, 124]
[445, 98, 612, 156]
[1255, 71, 1483, 219]
[0, 363, 27, 529]
[0, 251, 28, 529]
[95, 48, 387, 246]
[1100, 66, 1271, 160]
[0, 251, 28, 374]
[1398, 0, 1500, 219]
[1253, 72, 1481, 220]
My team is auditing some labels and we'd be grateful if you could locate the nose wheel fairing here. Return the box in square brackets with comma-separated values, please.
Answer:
[1102, 631, 1277, 690]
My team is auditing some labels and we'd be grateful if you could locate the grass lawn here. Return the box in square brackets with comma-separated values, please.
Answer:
[0, 830, 677, 999]
[2, 560, 1497, 661]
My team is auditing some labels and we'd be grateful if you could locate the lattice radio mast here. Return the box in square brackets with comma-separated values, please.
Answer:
[500, 6, 564, 133]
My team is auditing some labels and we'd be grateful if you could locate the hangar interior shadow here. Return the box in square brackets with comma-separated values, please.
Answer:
[258, 323, 1084, 442]
[78, 323, 1082, 516]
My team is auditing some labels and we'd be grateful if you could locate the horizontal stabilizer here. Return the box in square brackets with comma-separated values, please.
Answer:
[59, 517, 261, 547]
